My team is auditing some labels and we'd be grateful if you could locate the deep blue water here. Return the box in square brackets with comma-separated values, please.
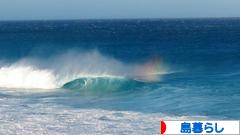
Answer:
[0, 18, 240, 119]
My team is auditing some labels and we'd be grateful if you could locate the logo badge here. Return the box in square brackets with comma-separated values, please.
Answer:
[160, 120, 166, 134]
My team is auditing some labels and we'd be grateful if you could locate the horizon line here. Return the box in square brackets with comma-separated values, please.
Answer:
[0, 17, 240, 22]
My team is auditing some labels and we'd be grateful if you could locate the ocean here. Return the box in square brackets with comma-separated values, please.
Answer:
[0, 18, 239, 134]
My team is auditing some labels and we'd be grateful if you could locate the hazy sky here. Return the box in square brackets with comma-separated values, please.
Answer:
[0, 0, 240, 20]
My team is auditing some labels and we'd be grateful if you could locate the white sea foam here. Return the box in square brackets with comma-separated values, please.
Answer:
[0, 93, 208, 135]
[0, 66, 57, 89]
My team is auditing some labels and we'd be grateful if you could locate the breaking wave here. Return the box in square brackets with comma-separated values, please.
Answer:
[0, 50, 171, 90]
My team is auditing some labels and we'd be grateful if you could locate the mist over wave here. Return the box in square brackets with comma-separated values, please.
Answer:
[0, 50, 169, 90]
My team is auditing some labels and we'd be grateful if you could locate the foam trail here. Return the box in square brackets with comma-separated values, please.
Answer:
[0, 50, 170, 90]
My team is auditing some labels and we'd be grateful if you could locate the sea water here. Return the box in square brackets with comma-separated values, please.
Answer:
[0, 19, 239, 134]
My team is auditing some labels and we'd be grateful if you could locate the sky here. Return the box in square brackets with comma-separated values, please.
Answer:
[0, 0, 240, 20]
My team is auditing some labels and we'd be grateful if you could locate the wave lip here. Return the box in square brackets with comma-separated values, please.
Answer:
[62, 77, 147, 92]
